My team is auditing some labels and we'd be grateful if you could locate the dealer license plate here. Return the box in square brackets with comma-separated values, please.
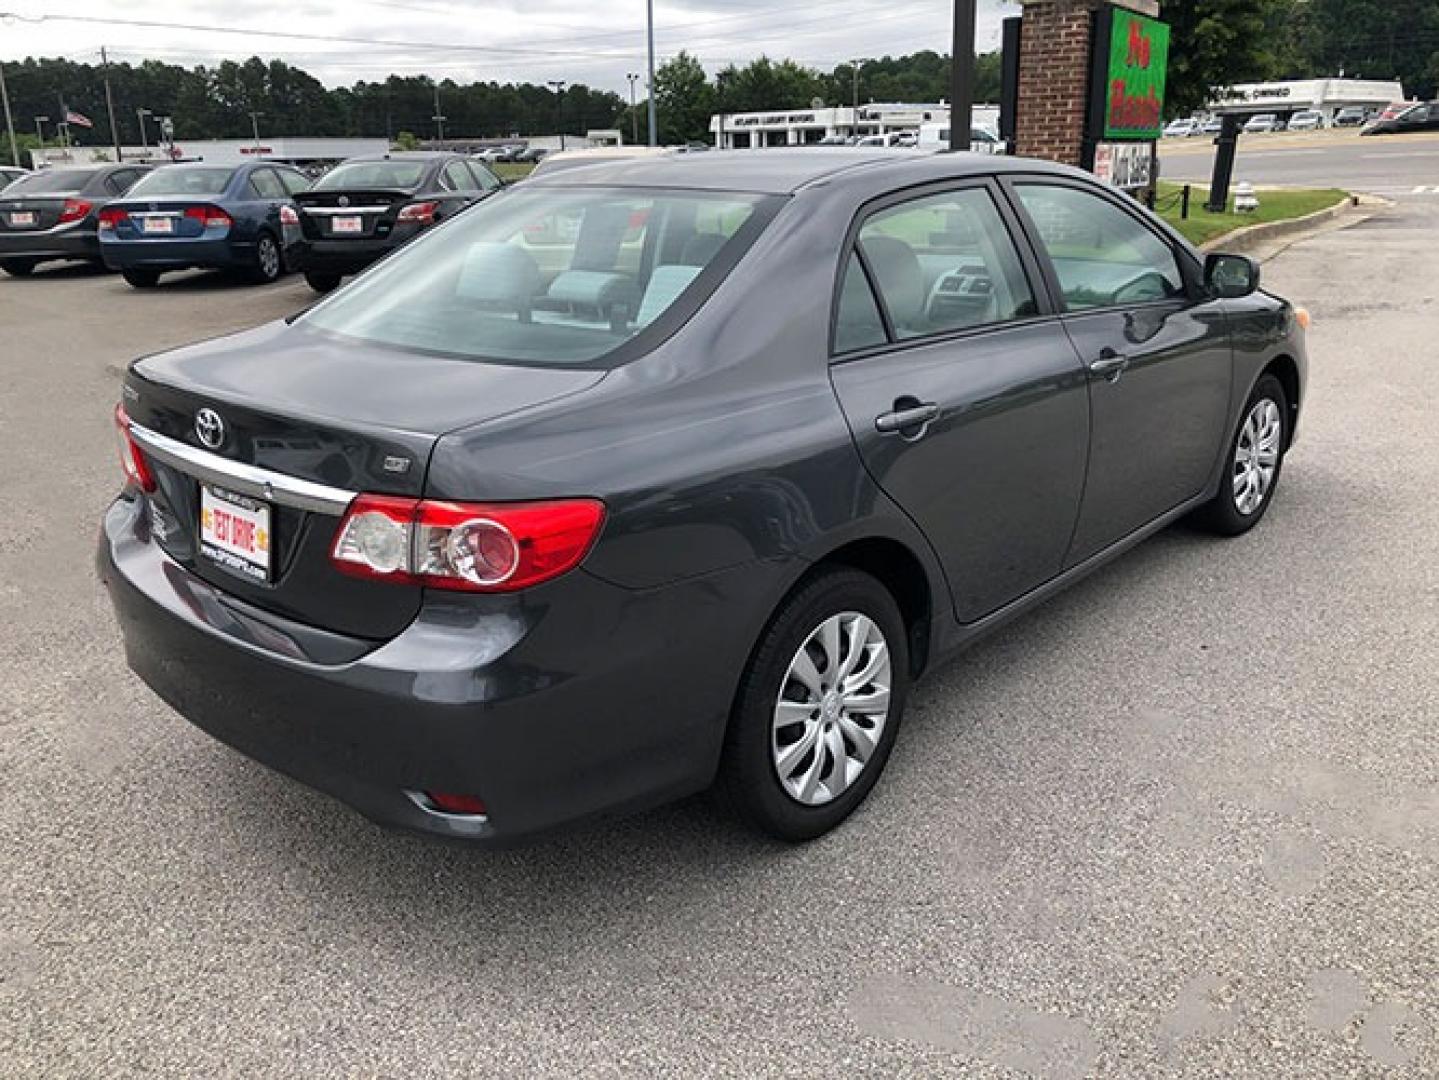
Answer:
[332, 215, 363, 234]
[9, 211, 35, 228]
[142, 216, 175, 235]
[199, 485, 272, 583]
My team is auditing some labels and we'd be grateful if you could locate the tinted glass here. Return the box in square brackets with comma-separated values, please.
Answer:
[314, 161, 426, 190]
[857, 188, 1035, 339]
[302, 187, 771, 365]
[1016, 183, 1185, 311]
[833, 252, 888, 354]
[7, 169, 92, 195]
[250, 169, 285, 199]
[128, 168, 234, 197]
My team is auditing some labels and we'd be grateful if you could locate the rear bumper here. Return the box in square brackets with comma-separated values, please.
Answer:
[299, 238, 399, 276]
[0, 225, 98, 262]
[98, 493, 772, 844]
[101, 237, 254, 271]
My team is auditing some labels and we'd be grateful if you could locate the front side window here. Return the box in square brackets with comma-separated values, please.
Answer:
[301, 186, 775, 365]
[128, 168, 234, 197]
[1016, 183, 1185, 311]
[855, 187, 1036, 340]
[250, 169, 285, 199]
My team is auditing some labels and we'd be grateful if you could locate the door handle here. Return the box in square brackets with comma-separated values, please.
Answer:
[875, 400, 940, 436]
[1088, 348, 1130, 382]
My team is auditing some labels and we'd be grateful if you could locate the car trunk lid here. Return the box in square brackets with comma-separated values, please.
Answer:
[124, 319, 605, 639]
[295, 188, 413, 241]
[0, 193, 78, 232]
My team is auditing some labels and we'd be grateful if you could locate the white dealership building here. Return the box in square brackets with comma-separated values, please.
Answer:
[1206, 78, 1406, 122]
[709, 102, 999, 149]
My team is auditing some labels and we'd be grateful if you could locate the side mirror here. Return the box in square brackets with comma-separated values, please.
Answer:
[1205, 252, 1260, 299]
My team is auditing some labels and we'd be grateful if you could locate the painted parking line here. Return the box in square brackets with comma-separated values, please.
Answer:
[1413, 186, 1439, 194]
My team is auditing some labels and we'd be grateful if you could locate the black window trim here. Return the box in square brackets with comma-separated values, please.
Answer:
[828, 175, 1060, 363]
[996, 172, 1206, 318]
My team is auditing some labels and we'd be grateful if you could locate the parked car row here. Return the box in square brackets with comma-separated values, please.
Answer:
[0, 152, 505, 291]
[1161, 103, 1436, 138]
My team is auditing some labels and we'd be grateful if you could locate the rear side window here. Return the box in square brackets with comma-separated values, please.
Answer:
[277, 170, 310, 195]
[854, 187, 1036, 341]
[471, 163, 503, 192]
[1016, 183, 1185, 311]
[250, 169, 286, 199]
[833, 253, 887, 354]
[443, 161, 478, 192]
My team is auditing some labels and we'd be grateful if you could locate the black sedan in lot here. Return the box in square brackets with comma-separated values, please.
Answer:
[0, 163, 150, 276]
[294, 152, 503, 292]
[99, 162, 312, 287]
[100, 150, 1308, 846]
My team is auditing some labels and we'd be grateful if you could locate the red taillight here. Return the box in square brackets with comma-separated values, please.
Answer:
[279, 204, 300, 226]
[58, 198, 92, 224]
[98, 207, 127, 231]
[113, 404, 156, 493]
[330, 496, 605, 592]
[184, 205, 232, 228]
[396, 200, 439, 225]
[425, 792, 487, 816]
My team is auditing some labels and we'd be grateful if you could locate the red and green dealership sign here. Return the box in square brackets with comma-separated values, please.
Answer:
[1100, 9, 1170, 140]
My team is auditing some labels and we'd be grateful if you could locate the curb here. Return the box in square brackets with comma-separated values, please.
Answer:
[1198, 195, 1363, 254]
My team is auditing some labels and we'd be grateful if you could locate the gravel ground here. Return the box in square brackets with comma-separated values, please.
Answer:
[1, 200, 1435, 1078]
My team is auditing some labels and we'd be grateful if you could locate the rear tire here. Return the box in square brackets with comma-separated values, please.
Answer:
[304, 271, 341, 294]
[1192, 373, 1289, 535]
[2, 258, 37, 278]
[121, 268, 160, 289]
[718, 568, 909, 842]
[251, 232, 283, 284]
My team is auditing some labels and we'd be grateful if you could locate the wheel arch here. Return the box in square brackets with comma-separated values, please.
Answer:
[1261, 353, 1301, 448]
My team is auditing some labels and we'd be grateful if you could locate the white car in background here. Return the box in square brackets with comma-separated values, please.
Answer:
[1287, 110, 1326, 131]
[1244, 113, 1284, 134]
[1163, 118, 1201, 138]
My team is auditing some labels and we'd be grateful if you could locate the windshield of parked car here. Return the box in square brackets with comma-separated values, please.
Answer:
[6, 169, 91, 195]
[301, 185, 776, 365]
[126, 167, 236, 197]
[313, 161, 427, 190]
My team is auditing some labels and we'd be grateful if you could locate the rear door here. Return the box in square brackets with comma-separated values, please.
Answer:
[248, 167, 289, 243]
[1004, 177, 1231, 564]
[827, 180, 1091, 623]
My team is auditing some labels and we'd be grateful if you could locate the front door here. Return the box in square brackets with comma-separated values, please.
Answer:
[828, 182, 1090, 623]
[1007, 179, 1232, 564]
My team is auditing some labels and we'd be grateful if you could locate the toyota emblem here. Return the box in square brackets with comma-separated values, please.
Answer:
[194, 408, 226, 450]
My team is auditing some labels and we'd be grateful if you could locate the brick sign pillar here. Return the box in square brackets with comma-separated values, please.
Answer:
[1014, 0, 1159, 166]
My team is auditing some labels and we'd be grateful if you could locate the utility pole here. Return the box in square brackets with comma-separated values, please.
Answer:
[851, 58, 863, 140]
[547, 80, 567, 150]
[626, 72, 640, 145]
[646, 0, 657, 146]
[248, 110, 263, 149]
[0, 60, 18, 170]
[431, 82, 446, 143]
[34, 116, 48, 157]
[100, 47, 122, 161]
[948, 0, 976, 151]
[136, 107, 152, 155]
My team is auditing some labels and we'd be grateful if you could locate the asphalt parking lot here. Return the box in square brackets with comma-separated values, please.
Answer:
[2, 198, 1436, 1078]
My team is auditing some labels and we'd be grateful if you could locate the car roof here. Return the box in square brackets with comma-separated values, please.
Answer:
[526, 148, 1076, 195]
[343, 152, 453, 162]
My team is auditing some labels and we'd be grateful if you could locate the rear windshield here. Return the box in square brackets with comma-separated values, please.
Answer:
[7, 169, 92, 195]
[314, 161, 427, 190]
[127, 167, 235, 197]
[301, 186, 776, 366]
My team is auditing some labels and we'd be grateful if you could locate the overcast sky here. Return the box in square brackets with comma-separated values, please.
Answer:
[1, 1, 1020, 95]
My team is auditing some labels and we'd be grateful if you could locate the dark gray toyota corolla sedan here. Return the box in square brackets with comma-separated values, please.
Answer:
[99, 149, 1308, 844]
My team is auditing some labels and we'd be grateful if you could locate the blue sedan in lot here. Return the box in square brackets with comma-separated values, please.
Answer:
[100, 162, 311, 287]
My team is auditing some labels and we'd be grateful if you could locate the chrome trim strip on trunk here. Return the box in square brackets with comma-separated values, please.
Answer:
[298, 205, 392, 216]
[127, 422, 358, 516]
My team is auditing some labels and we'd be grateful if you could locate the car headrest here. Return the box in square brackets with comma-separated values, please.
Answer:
[637, 265, 703, 326]
[859, 235, 925, 329]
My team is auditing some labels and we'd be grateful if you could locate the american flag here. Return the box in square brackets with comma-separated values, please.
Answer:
[64, 109, 93, 129]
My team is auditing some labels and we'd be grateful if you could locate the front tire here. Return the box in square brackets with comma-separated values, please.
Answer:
[2, 258, 37, 278]
[121, 268, 160, 289]
[1193, 373, 1289, 535]
[304, 270, 341, 294]
[719, 568, 909, 842]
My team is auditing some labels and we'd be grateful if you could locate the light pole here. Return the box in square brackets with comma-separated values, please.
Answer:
[136, 107, 152, 155]
[645, 0, 657, 146]
[626, 72, 640, 145]
[248, 110, 263, 150]
[949, 0, 977, 151]
[34, 115, 48, 156]
[431, 82, 446, 143]
[851, 58, 864, 140]
[547, 79, 567, 151]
